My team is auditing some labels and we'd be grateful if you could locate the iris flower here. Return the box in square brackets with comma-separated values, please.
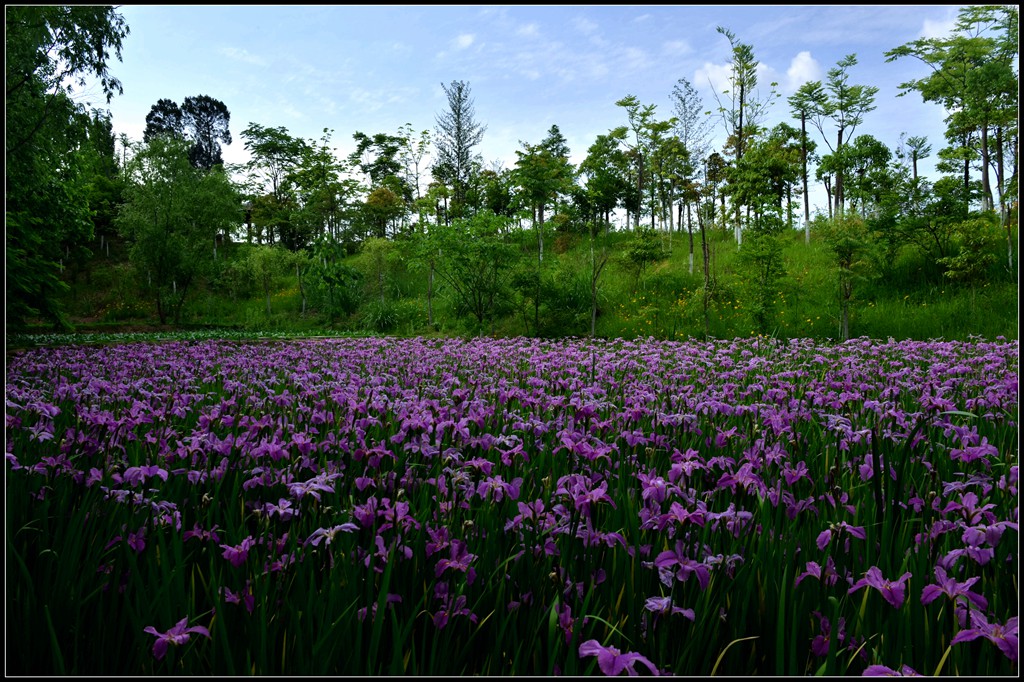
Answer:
[579, 639, 660, 676]
[849, 566, 913, 609]
[143, 616, 210, 661]
[920, 566, 987, 611]
[862, 664, 922, 676]
[951, 614, 1017, 662]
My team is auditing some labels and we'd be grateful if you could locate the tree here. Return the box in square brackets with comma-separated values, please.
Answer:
[731, 123, 802, 225]
[396, 123, 432, 204]
[736, 209, 787, 335]
[241, 123, 307, 245]
[433, 80, 486, 219]
[182, 95, 232, 170]
[818, 215, 880, 341]
[937, 215, 1002, 312]
[143, 95, 232, 169]
[348, 131, 408, 192]
[245, 245, 291, 317]
[6, 5, 130, 330]
[116, 136, 241, 324]
[288, 128, 361, 248]
[670, 77, 714, 266]
[514, 125, 576, 260]
[143, 98, 184, 141]
[843, 134, 894, 218]
[428, 211, 517, 331]
[242, 123, 305, 202]
[612, 95, 665, 231]
[788, 81, 825, 243]
[805, 54, 879, 218]
[579, 133, 630, 229]
[711, 26, 779, 244]
[364, 184, 406, 238]
[885, 5, 1018, 267]
[307, 236, 363, 323]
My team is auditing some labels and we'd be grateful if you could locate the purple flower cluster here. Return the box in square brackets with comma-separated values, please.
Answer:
[5, 335, 1017, 673]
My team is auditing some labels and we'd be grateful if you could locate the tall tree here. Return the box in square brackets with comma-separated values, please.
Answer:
[513, 125, 575, 261]
[885, 5, 1018, 266]
[143, 95, 232, 169]
[6, 5, 129, 329]
[670, 77, 714, 264]
[788, 81, 825, 243]
[348, 131, 408, 192]
[241, 123, 307, 244]
[288, 129, 361, 248]
[613, 95, 667, 231]
[81, 108, 126, 264]
[710, 26, 779, 245]
[116, 136, 241, 324]
[397, 123, 432, 204]
[580, 133, 629, 230]
[182, 94, 232, 170]
[805, 54, 879, 218]
[143, 98, 184, 141]
[433, 80, 486, 219]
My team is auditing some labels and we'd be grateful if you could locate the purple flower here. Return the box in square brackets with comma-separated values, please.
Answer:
[264, 498, 298, 521]
[949, 439, 998, 464]
[920, 566, 987, 611]
[183, 523, 221, 544]
[849, 566, 913, 609]
[434, 538, 477, 578]
[221, 582, 254, 613]
[643, 596, 695, 621]
[127, 526, 147, 553]
[951, 613, 1018, 662]
[579, 639, 660, 676]
[862, 664, 922, 676]
[220, 536, 255, 567]
[816, 522, 867, 552]
[653, 541, 711, 590]
[305, 523, 358, 547]
[121, 465, 168, 488]
[143, 616, 210, 661]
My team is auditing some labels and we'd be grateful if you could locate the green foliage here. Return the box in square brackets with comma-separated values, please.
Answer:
[937, 216, 1002, 285]
[6, 5, 129, 330]
[245, 245, 292, 316]
[621, 227, 667, 293]
[427, 211, 519, 328]
[307, 238, 364, 322]
[737, 209, 788, 334]
[116, 136, 242, 324]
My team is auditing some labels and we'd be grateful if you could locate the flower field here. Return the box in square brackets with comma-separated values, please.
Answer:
[6, 335, 1019, 675]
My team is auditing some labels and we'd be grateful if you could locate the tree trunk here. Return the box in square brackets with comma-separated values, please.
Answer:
[427, 260, 435, 327]
[698, 200, 711, 338]
[801, 112, 810, 244]
[980, 125, 993, 212]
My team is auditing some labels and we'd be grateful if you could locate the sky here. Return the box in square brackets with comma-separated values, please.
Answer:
[75, 4, 969, 216]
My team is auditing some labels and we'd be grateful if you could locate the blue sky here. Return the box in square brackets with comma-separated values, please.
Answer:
[83, 4, 967, 215]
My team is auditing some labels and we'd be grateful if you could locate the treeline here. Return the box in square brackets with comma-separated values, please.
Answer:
[6, 6, 1018, 340]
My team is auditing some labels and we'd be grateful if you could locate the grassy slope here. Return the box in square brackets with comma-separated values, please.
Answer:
[44, 225, 1019, 342]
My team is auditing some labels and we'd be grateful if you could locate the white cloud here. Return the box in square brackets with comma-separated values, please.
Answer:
[921, 15, 957, 39]
[219, 46, 267, 67]
[453, 33, 475, 50]
[517, 23, 539, 38]
[696, 61, 734, 98]
[785, 51, 822, 92]
[621, 47, 650, 73]
[662, 40, 692, 58]
[573, 17, 598, 35]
